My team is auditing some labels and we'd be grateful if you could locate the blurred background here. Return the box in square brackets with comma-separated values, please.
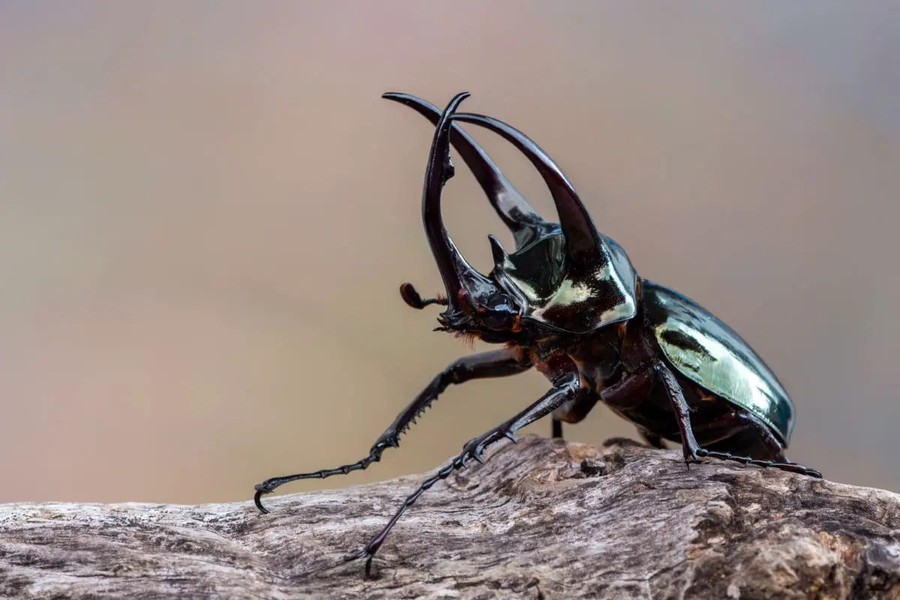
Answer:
[1, 3, 898, 504]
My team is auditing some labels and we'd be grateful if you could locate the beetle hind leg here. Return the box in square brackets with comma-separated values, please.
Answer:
[693, 448, 822, 478]
[652, 359, 822, 478]
[692, 410, 823, 478]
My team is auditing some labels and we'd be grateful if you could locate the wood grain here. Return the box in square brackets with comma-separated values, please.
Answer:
[2, 436, 898, 598]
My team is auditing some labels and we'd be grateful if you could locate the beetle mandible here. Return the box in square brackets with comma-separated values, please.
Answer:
[253, 92, 822, 575]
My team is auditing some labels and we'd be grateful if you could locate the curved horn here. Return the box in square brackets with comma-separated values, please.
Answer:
[421, 93, 492, 309]
[383, 92, 548, 248]
[451, 112, 604, 268]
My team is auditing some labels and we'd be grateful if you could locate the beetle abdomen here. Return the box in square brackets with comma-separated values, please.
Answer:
[642, 281, 795, 444]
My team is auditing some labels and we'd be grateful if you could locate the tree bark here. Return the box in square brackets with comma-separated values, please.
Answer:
[2, 436, 898, 599]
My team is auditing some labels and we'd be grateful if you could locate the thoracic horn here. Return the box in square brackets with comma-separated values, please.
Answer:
[383, 92, 550, 249]
[451, 112, 605, 271]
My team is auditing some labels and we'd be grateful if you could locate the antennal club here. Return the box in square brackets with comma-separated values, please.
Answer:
[400, 282, 447, 309]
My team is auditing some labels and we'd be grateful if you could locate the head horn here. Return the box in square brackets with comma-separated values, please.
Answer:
[421, 93, 493, 312]
[450, 113, 604, 269]
[383, 92, 550, 248]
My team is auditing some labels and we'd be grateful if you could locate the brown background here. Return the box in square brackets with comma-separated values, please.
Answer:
[1, 3, 898, 504]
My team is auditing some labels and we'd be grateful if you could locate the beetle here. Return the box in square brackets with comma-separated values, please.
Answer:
[253, 92, 822, 575]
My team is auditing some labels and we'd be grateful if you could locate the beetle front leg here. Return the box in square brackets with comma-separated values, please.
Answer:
[346, 375, 585, 577]
[253, 349, 531, 513]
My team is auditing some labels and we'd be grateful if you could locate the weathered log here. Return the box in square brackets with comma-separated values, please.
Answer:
[1, 436, 898, 599]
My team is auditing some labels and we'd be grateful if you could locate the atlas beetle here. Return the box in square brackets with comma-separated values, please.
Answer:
[253, 92, 822, 575]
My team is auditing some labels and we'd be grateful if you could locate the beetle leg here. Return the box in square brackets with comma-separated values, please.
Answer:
[346, 375, 584, 577]
[651, 359, 704, 466]
[600, 364, 671, 449]
[253, 349, 531, 513]
[639, 429, 667, 449]
[694, 448, 822, 477]
[651, 367, 824, 478]
[551, 418, 564, 439]
[691, 411, 823, 478]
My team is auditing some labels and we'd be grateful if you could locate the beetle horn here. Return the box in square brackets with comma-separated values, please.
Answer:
[450, 113, 605, 269]
[383, 92, 549, 248]
[421, 93, 493, 311]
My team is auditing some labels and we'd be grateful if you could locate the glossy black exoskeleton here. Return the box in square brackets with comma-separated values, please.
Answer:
[253, 92, 822, 575]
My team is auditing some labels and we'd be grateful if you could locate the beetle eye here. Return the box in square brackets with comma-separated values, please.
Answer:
[479, 296, 518, 331]
[481, 312, 509, 331]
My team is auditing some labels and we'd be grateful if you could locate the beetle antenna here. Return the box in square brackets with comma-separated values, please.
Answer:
[400, 282, 447, 309]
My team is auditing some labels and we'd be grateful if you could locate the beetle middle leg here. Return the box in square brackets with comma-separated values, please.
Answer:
[253, 348, 531, 513]
[346, 374, 585, 576]
[600, 364, 668, 450]
[551, 390, 602, 439]
[551, 418, 564, 439]
[639, 429, 666, 449]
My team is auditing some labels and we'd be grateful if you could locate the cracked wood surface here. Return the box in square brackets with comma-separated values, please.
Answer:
[1, 436, 899, 599]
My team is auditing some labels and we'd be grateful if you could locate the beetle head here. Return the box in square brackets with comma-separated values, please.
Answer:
[394, 92, 638, 340]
